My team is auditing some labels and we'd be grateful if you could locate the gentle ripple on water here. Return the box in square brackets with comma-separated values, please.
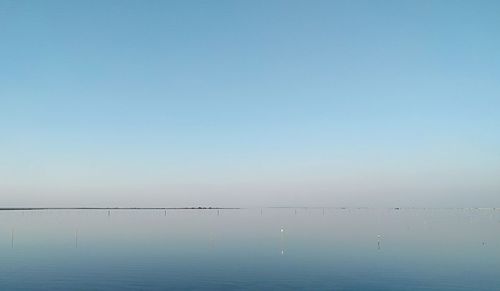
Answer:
[0, 208, 499, 290]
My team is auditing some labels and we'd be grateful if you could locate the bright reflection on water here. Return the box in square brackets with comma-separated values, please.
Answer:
[1, 208, 499, 290]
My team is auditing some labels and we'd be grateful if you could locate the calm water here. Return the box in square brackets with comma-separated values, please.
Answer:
[0, 208, 499, 290]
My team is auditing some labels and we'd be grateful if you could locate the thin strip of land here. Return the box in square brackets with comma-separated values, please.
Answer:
[0, 207, 239, 211]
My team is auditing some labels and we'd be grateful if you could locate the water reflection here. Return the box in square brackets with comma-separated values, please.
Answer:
[279, 226, 285, 255]
[0, 208, 499, 290]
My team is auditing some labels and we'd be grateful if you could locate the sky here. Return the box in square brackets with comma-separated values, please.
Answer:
[1, 0, 499, 207]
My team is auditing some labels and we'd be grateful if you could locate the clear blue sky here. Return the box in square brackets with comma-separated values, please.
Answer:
[1, 0, 499, 207]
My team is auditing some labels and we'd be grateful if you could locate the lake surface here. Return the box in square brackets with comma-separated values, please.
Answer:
[0, 208, 499, 290]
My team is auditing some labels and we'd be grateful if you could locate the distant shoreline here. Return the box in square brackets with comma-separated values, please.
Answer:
[0, 207, 496, 211]
[0, 207, 240, 211]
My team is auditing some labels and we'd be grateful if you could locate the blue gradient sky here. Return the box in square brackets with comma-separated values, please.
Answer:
[1, 0, 499, 207]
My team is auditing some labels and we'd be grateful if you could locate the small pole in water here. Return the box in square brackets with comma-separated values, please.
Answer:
[377, 234, 381, 250]
[280, 227, 285, 255]
[260, 208, 263, 215]
[217, 210, 220, 216]
[294, 209, 297, 215]
[164, 209, 167, 216]
[108, 210, 110, 217]
[11, 228, 14, 248]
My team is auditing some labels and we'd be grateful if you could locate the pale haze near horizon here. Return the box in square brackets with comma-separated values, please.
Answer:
[1, 0, 499, 208]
